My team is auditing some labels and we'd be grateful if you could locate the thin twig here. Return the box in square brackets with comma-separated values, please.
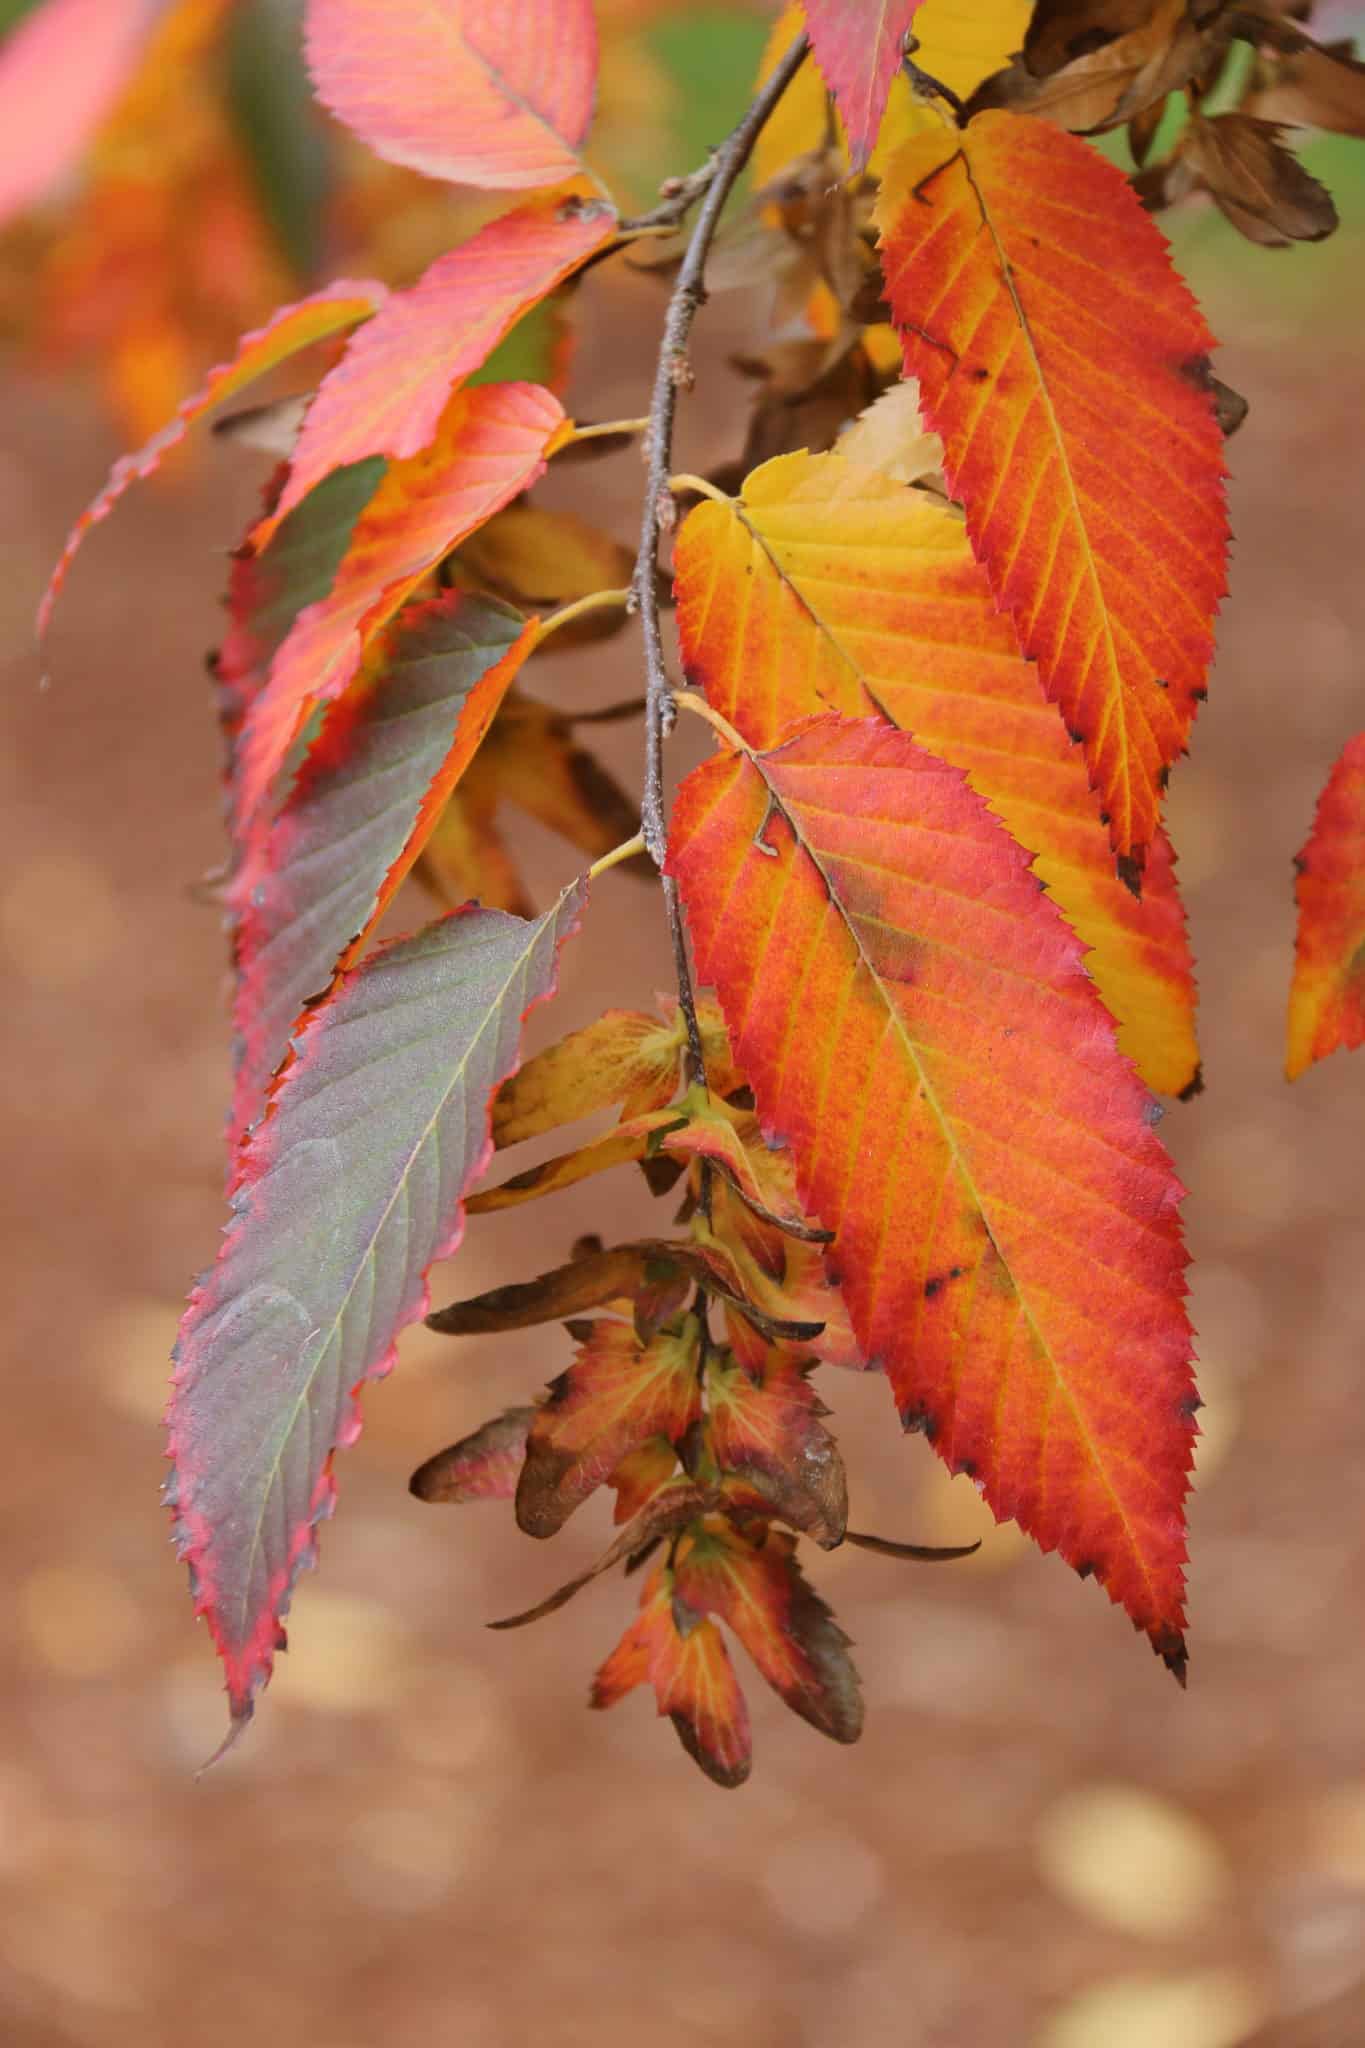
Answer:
[626, 32, 809, 1094]
[634, 29, 809, 877]
[534, 587, 633, 645]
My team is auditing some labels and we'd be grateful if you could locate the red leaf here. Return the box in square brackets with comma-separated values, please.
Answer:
[801, 0, 923, 170]
[705, 1347, 847, 1548]
[228, 590, 537, 1151]
[409, 1407, 535, 1502]
[0, 0, 160, 228]
[233, 379, 568, 828]
[263, 197, 616, 541]
[40, 282, 386, 633]
[674, 1521, 862, 1742]
[668, 715, 1195, 1672]
[167, 878, 586, 1738]
[1287, 731, 1365, 1078]
[304, 0, 599, 191]
[876, 112, 1228, 870]
[516, 1315, 703, 1537]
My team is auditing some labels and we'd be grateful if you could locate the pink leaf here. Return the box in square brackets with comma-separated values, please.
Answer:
[0, 0, 162, 228]
[39, 281, 386, 634]
[263, 196, 614, 541]
[801, 0, 922, 170]
[305, 0, 599, 190]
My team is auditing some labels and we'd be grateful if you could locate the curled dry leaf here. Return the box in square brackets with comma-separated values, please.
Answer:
[970, 0, 1230, 133]
[409, 1407, 536, 1503]
[1141, 113, 1339, 246]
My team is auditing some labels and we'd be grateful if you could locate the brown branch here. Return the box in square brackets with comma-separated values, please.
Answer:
[632, 30, 810, 1085]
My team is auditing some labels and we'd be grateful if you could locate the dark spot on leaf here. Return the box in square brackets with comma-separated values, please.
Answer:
[1177, 1063, 1205, 1103]
[1075, 1559, 1096, 1580]
[952, 1457, 977, 1479]
[970, 366, 989, 381]
[1143, 1099, 1166, 1127]
[1154, 676, 1169, 690]
[1177, 1391, 1203, 1418]
[1116, 853, 1143, 900]
[1293, 854, 1308, 877]
[899, 1403, 938, 1443]
[1066, 724, 1085, 746]
[1192, 685, 1208, 703]
[1158, 765, 1171, 792]
[1154, 1627, 1188, 1687]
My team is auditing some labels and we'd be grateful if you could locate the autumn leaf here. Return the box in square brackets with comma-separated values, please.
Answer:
[417, 683, 645, 916]
[409, 1406, 535, 1502]
[304, 0, 600, 191]
[515, 1314, 703, 1537]
[705, 1347, 848, 1548]
[609, 1438, 679, 1524]
[490, 1005, 696, 1146]
[0, 0, 161, 227]
[673, 1520, 862, 1742]
[39, 280, 387, 632]
[876, 111, 1229, 872]
[1141, 113, 1338, 248]
[755, 0, 1031, 187]
[674, 449, 1200, 1096]
[800, 0, 923, 171]
[233, 379, 569, 826]
[464, 1108, 685, 1214]
[591, 1565, 753, 1788]
[967, 0, 1224, 133]
[453, 501, 635, 639]
[1287, 732, 1365, 1079]
[227, 590, 537, 1150]
[167, 877, 586, 1735]
[263, 196, 617, 538]
[668, 714, 1196, 1673]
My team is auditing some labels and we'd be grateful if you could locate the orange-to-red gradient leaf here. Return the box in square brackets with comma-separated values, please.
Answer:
[591, 1565, 753, 1788]
[705, 1347, 847, 1550]
[0, 0, 160, 228]
[1287, 731, 1365, 1078]
[227, 591, 537, 1153]
[39, 281, 387, 633]
[234, 379, 568, 827]
[304, 0, 599, 191]
[168, 877, 586, 1737]
[673, 1521, 862, 1743]
[800, 0, 922, 171]
[674, 450, 1200, 1096]
[667, 714, 1196, 1672]
[876, 112, 1229, 871]
[515, 1315, 703, 1538]
[265, 197, 616, 539]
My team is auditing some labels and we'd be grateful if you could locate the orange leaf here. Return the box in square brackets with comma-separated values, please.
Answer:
[800, 0, 922, 171]
[705, 1347, 847, 1549]
[234, 380, 569, 826]
[490, 1006, 694, 1145]
[608, 1438, 679, 1524]
[876, 112, 1229, 871]
[264, 196, 616, 539]
[304, 0, 599, 191]
[591, 1566, 752, 1788]
[1287, 732, 1365, 1078]
[39, 280, 386, 633]
[674, 450, 1200, 1095]
[667, 714, 1196, 1673]
[515, 1315, 703, 1537]
[674, 1521, 862, 1742]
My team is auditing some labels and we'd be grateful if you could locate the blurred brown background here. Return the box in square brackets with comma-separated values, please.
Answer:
[3, 128, 1365, 2048]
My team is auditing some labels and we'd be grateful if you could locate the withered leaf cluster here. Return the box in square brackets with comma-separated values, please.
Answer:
[971, 0, 1365, 244]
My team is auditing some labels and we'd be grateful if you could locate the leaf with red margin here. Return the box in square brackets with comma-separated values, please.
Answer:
[264, 197, 616, 539]
[408, 1406, 535, 1502]
[674, 450, 1200, 1096]
[0, 0, 161, 228]
[667, 714, 1196, 1675]
[228, 590, 536, 1152]
[875, 111, 1229, 872]
[166, 876, 587, 1738]
[801, 0, 923, 171]
[39, 281, 386, 632]
[233, 380, 569, 827]
[590, 1564, 752, 1788]
[674, 1520, 862, 1743]
[305, 0, 599, 191]
[705, 1347, 847, 1548]
[515, 1315, 703, 1537]
[1287, 731, 1365, 1079]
